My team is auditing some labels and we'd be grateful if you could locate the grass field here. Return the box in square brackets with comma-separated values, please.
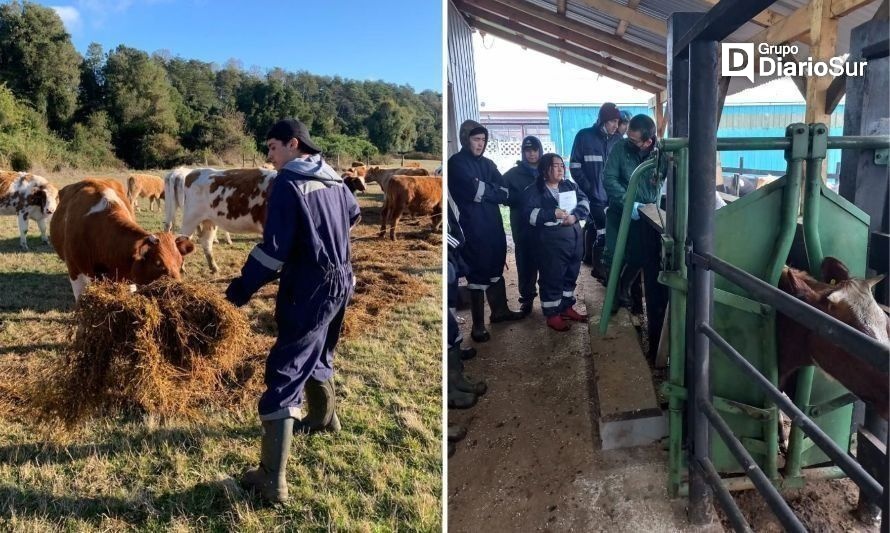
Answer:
[0, 163, 443, 531]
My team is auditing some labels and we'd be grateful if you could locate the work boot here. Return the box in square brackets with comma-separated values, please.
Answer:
[561, 306, 589, 322]
[293, 378, 341, 435]
[470, 290, 490, 342]
[546, 314, 571, 332]
[519, 300, 534, 316]
[449, 346, 487, 395]
[448, 442, 456, 457]
[448, 346, 479, 409]
[582, 224, 595, 265]
[460, 346, 477, 360]
[618, 265, 640, 312]
[486, 278, 524, 323]
[241, 418, 294, 503]
[448, 424, 467, 442]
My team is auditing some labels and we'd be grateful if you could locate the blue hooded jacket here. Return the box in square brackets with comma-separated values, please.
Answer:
[502, 135, 543, 238]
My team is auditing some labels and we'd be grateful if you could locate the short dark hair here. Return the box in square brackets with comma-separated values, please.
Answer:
[628, 114, 656, 140]
[535, 153, 564, 192]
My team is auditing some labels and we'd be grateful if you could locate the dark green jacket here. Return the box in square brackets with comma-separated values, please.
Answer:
[602, 139, 667, 211]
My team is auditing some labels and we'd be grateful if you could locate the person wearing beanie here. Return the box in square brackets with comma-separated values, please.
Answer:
[225, 118, 360, 503]
[522, 153, 590, 332]
[569, 102, 622, 283]
[448, 120, 524, 343]
[618, 111, 632, 137]
[502, 135, 543, 315]
[601, 114, 668, 312]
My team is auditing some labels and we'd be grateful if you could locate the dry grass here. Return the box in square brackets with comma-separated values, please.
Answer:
[0, 165, 443, 531]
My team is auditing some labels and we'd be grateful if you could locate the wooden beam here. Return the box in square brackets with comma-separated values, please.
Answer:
[825, 72, 847, 114]
[575, 0, 666, 36]
[654, 91, 666, 138]
[805, 0, 838, 127]
[781, 53, 809, 98]
[490, 0, 666, 66]
[698, 0, 811, 44]
[830, 0, 879, 18]
[465, 13, 665, 90]
[674, 0, 781, 57]
[557, 0, 567, 16]
[616, 0, 641, 38]
[465, 0, 666, 73]
[471, 21, 662, 93]
[716, 75, 731, 126]
[746, 4, 811, 51]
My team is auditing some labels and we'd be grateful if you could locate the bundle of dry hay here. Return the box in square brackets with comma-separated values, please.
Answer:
[32, 279, 250, 427]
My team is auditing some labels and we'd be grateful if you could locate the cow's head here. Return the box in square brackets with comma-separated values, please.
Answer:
[344, 176, 366, 194]
[781, 257, 889, 343]
[131, 233, 195, 284]
[27, 183, 58, 217]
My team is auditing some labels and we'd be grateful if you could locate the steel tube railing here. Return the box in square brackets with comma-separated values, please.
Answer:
[696, 456, 754, 533]
[700, 322, 884, 501]
[660, 136, 890, 153]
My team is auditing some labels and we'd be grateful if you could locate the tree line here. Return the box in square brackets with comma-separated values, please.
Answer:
[0, 1, 442, 171]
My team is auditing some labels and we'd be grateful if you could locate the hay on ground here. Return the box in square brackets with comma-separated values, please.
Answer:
[31, 279, 250, 428]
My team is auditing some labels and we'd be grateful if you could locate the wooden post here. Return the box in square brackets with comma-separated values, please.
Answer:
[805, 0, 838, 181]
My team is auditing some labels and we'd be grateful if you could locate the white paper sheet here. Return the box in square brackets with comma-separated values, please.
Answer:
[558, 190, 577, 212]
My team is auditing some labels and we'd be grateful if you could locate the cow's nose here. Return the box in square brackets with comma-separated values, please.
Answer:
[46, 209, 54, 215]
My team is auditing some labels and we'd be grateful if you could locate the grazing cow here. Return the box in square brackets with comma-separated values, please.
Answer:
[127, 173, 165, 211]
[0, 170, 58, 250]
[379, 175, 442, 240]
[179, 167, 277, 273]
[364, 166, 431, 194]
[404, 161, 422, 168]
[778, 257, 889, 419]
[50, 178, 194, 300]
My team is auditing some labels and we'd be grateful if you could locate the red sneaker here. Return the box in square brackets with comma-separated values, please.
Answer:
[561, 306, 589, 322]
[546, 314, 571, 331]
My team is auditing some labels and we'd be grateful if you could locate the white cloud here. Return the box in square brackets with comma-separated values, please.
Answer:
[51, 6, 82, 33]
[75, 0, 134, 29]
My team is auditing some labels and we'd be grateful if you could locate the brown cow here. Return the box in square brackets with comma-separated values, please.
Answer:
[50, 178, 194, 301]
[379, 175, 442, 240]
[127, 173, 165, 211]
[778, 257, 889, 419]
[364, 166, 430, 194]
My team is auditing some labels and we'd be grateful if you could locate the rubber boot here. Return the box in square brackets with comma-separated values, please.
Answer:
[546, 314, 571, 331]
[519, 300, 534, 316]
[293, 378, 341, 435]
[470, 290, 490, 342]
[241, 418, 293, 503]
[486, 278, 524, 323]
[448, 424, 467, 442]
[449, 346, 487, 395]
[582, 223, 595, 265]
[460, 346, 477, 360]
[590, 245, 608, 284]
[448, 345, 478, 408]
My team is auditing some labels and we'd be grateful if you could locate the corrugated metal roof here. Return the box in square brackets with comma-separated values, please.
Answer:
[455, 0, 882, 95]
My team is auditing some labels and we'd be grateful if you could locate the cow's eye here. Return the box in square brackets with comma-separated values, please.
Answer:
[155, 260, 162, 267]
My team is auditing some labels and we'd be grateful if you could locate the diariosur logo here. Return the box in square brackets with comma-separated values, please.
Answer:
[722, 43, 867, 82]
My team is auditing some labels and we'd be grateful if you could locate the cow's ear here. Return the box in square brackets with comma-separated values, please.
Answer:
[821, 256, 850, 284]
[783, 267, 818, 301]
[135, 241, 151, 260]
[175, 235, 195, 257]
[865, 274, 885, 291]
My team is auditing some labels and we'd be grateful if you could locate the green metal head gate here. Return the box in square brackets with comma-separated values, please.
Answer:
[598, 5, 889, 530]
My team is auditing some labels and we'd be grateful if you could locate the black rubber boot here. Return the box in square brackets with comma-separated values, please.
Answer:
[470, 290, 490, 342]
[591, 245, 608, 284]
[448, 424, 467, 442]
[241, 418, 294, 503]
[519, 300, 533, 316]
[449, 346, 487, 395]
[448, 347, 480, 408]
[486, 278, 524, 323]
[293, 378, 341, 435]
[460, 346, 477, 360]
[582, 223, 595, 265]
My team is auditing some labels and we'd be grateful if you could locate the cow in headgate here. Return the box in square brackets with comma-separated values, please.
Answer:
[50, 178, 194, 300]
[778, 257, 889, 419]
[379, 175, 442, 240]
[127, 173, 165, 211]
[179, 167, 277, 273]
[0, 170, 59, 250]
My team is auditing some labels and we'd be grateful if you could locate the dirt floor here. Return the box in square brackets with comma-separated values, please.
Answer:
[447, 236, 881, 532]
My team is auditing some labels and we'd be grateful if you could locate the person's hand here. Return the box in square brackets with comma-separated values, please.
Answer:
[555, 208, 567, 219]
[563, 214, 576, 225]
[631, 202, 642, 221]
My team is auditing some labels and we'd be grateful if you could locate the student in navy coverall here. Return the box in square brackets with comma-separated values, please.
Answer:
[447, 120, 523, 343]
[225, 119, 360, 503]
[523, 153, 591, 332]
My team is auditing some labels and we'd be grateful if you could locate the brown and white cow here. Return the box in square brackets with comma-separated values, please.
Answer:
[364, 166, 430, 194]
[379, 175, 442, 240]
[0, 170, 59, 250]
[127, 173, 165, 212]
[50, 178, 194, 301]
[179, 167, 277, 273]
[778, 257, 889, 419]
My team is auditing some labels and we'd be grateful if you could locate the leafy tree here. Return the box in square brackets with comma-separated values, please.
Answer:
[0, 1, 82, 129]
[367, 100, 417, 154]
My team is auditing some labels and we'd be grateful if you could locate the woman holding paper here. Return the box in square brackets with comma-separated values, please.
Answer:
[522, 153, 591, 332]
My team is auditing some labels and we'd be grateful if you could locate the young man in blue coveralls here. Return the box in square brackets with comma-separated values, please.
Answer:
[225, 118, 360, 503]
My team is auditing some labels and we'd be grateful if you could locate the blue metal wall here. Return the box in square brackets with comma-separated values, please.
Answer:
[548, 103, 845, 173]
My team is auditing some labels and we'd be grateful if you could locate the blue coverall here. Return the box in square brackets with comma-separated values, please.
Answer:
[446, 195, 466, 348]
[447, 147, 509, 290]
[226, 156, 360, 421]
[523, 179, 591, 317]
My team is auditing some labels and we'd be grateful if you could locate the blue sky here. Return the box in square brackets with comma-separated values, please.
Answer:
[35, 0, 442, 91]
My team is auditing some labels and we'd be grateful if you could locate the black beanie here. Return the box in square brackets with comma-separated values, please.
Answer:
[598, 103, 621, 123]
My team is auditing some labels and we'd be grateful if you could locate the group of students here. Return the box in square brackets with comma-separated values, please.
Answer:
[446, 105, 665, 449]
